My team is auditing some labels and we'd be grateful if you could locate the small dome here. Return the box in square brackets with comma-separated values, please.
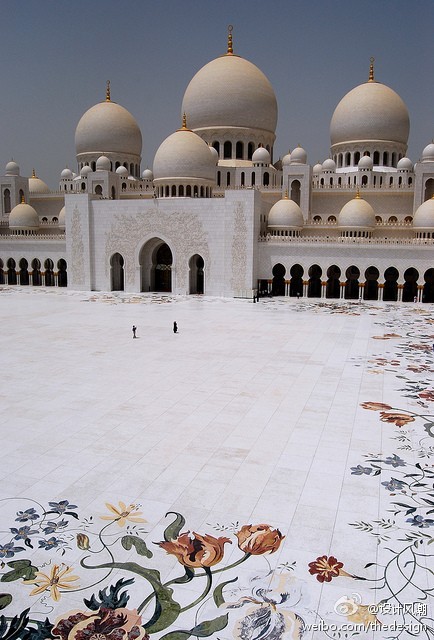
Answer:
[413, 196, 434, 229]
[339, 193, 375, 229]
[29, 171, 50, 194]
[116, 166, 129, 177]
[397, 157, 413, 171]
[142, 168, 154, 180]
[252, 146, 270, 165]
[290, 146, 307, 164]
[358, 155, 373, 170]
[268, 196, 303, 229]
[153, 124, 216, 182]
[9, 201, 39, 230]
[61, 167, 73, 179]
[96, 155, 111, 171]
[422, 143, 434, 162]
[208, 146, 219, 162]
[58, 206, 66, 229]
[5, 160, 20, 176]
[313, 163, 323, 174]
[322, 158, 336, 172]
[282, 152, 292, 166]
[80, 165, 92, 176]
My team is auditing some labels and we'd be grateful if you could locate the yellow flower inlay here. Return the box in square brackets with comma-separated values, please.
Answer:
[101, 501, 147, 527]
[24, 563, 79, 602]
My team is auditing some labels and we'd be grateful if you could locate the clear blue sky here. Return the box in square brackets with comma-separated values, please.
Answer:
[1, 0, 433, 188]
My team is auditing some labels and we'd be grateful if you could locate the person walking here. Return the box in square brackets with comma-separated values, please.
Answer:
[173, 321, 178, 334]
[132, 325, 137, 338]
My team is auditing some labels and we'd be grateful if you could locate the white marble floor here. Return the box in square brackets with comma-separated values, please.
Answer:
[0, 288, 433, 640]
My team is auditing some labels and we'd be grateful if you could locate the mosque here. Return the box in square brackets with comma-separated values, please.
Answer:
[1, 27, 434, 302]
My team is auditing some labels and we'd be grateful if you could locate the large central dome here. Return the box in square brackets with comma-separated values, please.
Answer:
[182, 28, 277, 137]
[182, 54, 277, 134]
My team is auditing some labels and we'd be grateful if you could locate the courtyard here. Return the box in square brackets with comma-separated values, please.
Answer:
[0, 288, 433, 639]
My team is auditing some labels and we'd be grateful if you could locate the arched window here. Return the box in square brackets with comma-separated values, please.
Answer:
[3, 189, 11, 213]
[290, 180, 301, 205]
[95, 185, 103, 195]
[91, 161, 96, 171]
[383, 152, 389, 166]
[373, 151, 380, 164]
[212, 141, 220, 156]
[263, 172, 269, 187]
[179, 185, 184, 197]
[248, 142, 254, 160]
[424, 178, 434, 201]
[217, 171, 221, 187]
[251, 172, 255, 186]
[226, 172, 231, 187]
[241, 172, 245, 187]
[186, 185, 192, 197]
[224, 141, 232, 159]
[171, 185, 176, 197]
[165, 185, 169, 197]
[345, 152, 351, 166]
[391, 153, 396, 167]
[362, 175, 368, 186]
[81, 182, 86, 191]
[354, 151, 360, 164]
[236, 141, 243, 159]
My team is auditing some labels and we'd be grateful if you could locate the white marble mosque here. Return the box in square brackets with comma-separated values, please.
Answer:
[1, 27, 434, 302]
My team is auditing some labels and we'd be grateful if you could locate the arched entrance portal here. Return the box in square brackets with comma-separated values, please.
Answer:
[110, 253, 124, 291]
[189, 255, 204, 294]
[139, 239, 173, 293]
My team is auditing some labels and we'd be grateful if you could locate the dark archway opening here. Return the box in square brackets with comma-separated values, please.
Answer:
[403, 267, 419, 302]
[308, 264, 322, 298]
[290, 264, 303, 297]
[189, 254, 204, 294]
[422, 268, 434, 303]
[326, 265, 341, 298]
[272, 263, 286, 296]
[364, 266, 379, 300]
[110, 253, 124, 291]
[383, 267, 399, 301]
[58, 259, 68, 287]
[345, 265, 360, 299]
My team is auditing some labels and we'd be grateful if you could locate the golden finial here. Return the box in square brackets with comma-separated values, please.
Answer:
[284, 189, 289, 199]
[355, 188, 361, 199]
[106, 80, 111, 101]
[227, 24, 233, 55]
[368, 57, 375, 82]
[182, 112, 187, 129]
[21, 194, 25, 204]
[32, 168, 36, 178]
